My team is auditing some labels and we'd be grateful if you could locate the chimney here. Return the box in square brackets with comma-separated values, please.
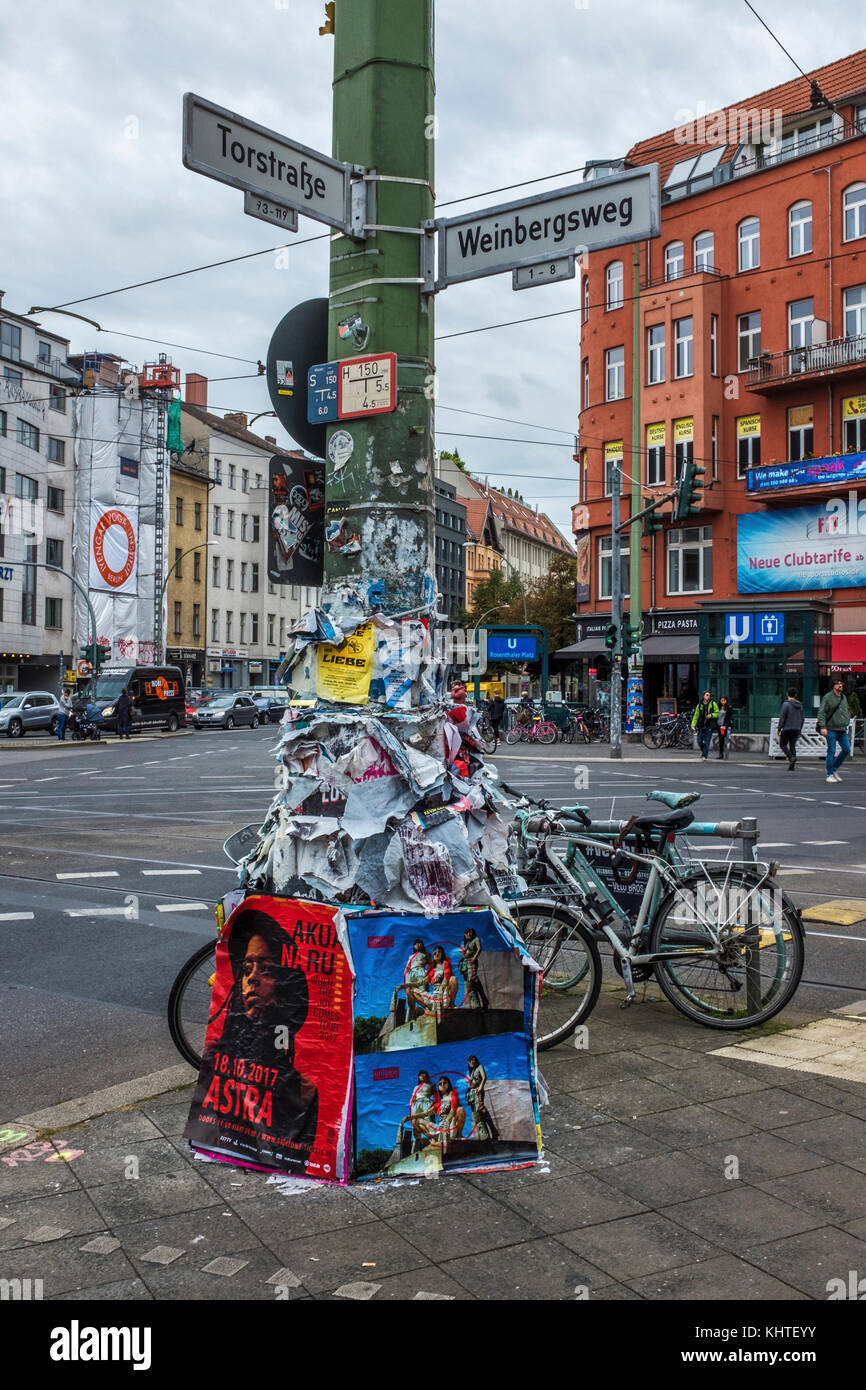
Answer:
[265, 435, 276, 445]
[223, 412, 248, 430]
[184, 372, 208, 409]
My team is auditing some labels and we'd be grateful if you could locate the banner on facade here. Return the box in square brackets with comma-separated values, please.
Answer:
[737, 414, 761, 438]
[673, 417, 694, 441]
[646, 422, 666, 446]
[746, 451, 866, 494]
[738, 493, 866, 592]
[575, 533, 590, 604]
[266, 454, 325, 585]
[184, 895, 354, 1182]
[88, 503, 138, 594]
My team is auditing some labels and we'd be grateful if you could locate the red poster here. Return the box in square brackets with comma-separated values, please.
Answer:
[184, 896, 354, 1182]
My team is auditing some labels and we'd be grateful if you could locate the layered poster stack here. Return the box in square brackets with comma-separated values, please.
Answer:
[184, 898, 542, 1183]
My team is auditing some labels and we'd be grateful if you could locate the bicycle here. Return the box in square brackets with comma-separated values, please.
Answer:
[642, 712, 693, 750]
[505, 712, 558, 745]
[557, 710, 590, 744]
[510, 794, 804, 1030]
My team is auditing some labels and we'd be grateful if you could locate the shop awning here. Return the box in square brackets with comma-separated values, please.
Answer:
[641, 635, 700, 660]
[554, 639, 607, 659]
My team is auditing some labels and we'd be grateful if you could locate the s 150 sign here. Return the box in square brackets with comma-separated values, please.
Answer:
[738, 491, 866, 593]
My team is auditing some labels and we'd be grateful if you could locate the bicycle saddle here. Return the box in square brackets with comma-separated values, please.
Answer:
[631, 807, 694, 833]
[646, 789, 701, 810]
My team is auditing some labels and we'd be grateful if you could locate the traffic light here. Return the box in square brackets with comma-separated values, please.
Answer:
[642, 501, 664, 537]
[319, 2, 335, 34]
[80, 642, 111, 673]
[622, 625, 642, 660]
[674, 460, 706, 521]
[604, 623, 618, 651]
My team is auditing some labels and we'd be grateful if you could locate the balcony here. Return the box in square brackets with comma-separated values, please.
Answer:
[641, 264, 726, 292]
[746, 334, 866, 393]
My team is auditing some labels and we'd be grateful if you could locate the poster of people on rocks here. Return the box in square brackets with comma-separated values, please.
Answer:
[184, 896, 354, 1182]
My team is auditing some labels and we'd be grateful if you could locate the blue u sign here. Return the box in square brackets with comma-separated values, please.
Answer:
[725, 612, 785, 645]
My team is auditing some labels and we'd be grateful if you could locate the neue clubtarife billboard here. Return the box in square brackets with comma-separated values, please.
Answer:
[737, 491, 866, 592]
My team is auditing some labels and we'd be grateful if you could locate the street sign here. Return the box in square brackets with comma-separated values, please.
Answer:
[337, 352, 397, 420]
[487, 633, 538, 661]
[183, 92, 354, 234]
[435, 165, 660, 289]
[266, 299, 329, 457]
[307, 362, 340, 424]
[512, 253, 575, 291]
[243, 191, 299, 232]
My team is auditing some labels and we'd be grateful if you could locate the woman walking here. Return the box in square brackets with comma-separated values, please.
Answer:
[691, 690, 719, 761]
[716, 696, 731, 760]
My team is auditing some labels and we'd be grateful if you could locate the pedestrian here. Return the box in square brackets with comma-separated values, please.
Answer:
[691, 690, 719, 761]
[817, 678, 851, 784]
[115, 686, 133, 740]
[778, 687, 805, 771]
[488, 691, 505, 749]
[56, 688, 71, 741]
[716, 695, 731, 760]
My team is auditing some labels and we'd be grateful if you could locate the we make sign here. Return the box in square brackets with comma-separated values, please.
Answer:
[435, 165, 659, 288]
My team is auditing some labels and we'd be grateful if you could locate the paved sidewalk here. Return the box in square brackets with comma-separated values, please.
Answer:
[3, 989, 865, 1302]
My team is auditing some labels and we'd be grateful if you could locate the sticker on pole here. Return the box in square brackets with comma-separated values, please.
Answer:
[327, 429, 354, 471]
[317, 622, 375, 704]
[337, 352, 396, 420]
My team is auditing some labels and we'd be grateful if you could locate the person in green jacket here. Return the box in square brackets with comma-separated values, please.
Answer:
[691, 690, 720, 761]
[817, 679, 851, 783]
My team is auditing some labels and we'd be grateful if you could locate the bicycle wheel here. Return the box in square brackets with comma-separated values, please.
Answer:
[168, 940, 218, 1068]
[642, 725, 663, 749]
[509, 900, 602, 1049]
[505, 723, 524, 744]
[474, 720, 496, 754]
[537, 722, 558, 745]
[648, 866, 804, 1030]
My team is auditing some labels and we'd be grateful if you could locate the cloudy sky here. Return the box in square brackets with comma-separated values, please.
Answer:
[2, 0, 863, 538]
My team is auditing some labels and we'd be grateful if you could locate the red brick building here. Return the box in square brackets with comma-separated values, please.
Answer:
[575, 49, 866, 729]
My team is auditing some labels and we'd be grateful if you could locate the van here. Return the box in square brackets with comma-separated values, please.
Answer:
[94, 665, 186, 733]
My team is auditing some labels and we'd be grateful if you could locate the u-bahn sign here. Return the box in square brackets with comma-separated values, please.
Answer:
[434, 164, 660, 289]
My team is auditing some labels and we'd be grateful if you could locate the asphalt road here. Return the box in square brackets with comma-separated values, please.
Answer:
[1, 728, 864, 1117]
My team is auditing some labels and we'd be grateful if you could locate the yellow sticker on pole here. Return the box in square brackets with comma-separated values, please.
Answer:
[317, 621, 375, 703]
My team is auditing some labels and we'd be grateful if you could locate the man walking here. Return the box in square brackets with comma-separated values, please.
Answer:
[56, 688, 71, 741]
[488, 691, 505, 750]
[691, 690, 719, 761]
[115, 686, 133, 740]
[778, 687, 805, 771]
[817, 678, 851, 784]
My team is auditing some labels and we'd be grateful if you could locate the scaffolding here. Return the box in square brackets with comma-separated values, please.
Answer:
[140, 355, 180, 660]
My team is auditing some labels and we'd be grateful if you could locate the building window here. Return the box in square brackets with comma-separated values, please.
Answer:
[239, 613, 247, 643]
[21, 543, 36, 625]
[251, 562, 259, 592]
[693, 230, 714, 271]
[582, 275, 589, 323]
[212, 505, 221, 535]
[37, 341, 51, 365]
[45, 596, 62, 628]
[789, 200, 813, 257]
[605, 260, 623, 310]
[605, 346, 625, 401]
[240, 561, 247, 592]
[673, 420, 694, 480]
[0, 410, 6, 436]
[192, 604, 200, 639]
[250, 614, 259, 643]
[4, 368, 22, 384]
[843, 183, 866, 242]
[667, 526, 712, 594]
[738, 217, 760, 270]
[251, 515, 260, 543]
[227, 510, 235, 538]
[582, 357, 589, 410]
[711, 416, 719, 479]
[674, 317, 693, 378]
[843, 284, 866, 340]
[241, 513, 248, 541]
[49, 385, 66, 412]
[226, 559, 234, 589]
[738, 311, 762, 370]
[279, 616, 286, 648]
[213, 458, 223, 485]
[843, 397, 866, 451]
[212, 556, 220, 586]
[647, 324, 665, 384]
[242, 469, 249, 492]
[1, 322, 21, 361]
[788, 296, 814, 367]
[173, 601, 182, 636]
[225, 612, 233, 643]
[788, 405, 813, 461]
[47, 437, 65, 463]
[646, 425, 666, 486]
[16, 473, 38, 500]
[228, 463, 236, 489]
[664, 241, 684, 280]
[737, 416, 761, 478]
[710, 316, 718, 376]
[267, 579, 275, 595]
[194, 501, 202, 531]
[174, 546, 183, 580]
[193, 550, 201, 583]
[211, 608, 219, 641]
[47, 485, 64, 513]
[16, 421, 39, 451]
[46, 537, 63, 568]
[175, 496, 183, 526]
[268, 613, 275, 645]
[598, 536, 630, 601]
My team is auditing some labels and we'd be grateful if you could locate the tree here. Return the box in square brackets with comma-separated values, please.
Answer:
[523, 554, 578, 652]
[439, 448, 467, 471]
[457, 567, 524, 629]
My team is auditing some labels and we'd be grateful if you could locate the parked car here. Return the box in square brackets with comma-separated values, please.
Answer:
[184, 690, 213, 719]
[191, 694, 261, 730]
[0, 691, 61, 738]
[238, 686, 290, 723]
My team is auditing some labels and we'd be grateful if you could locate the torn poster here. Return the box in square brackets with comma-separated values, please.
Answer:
[316, 621, 375, 704]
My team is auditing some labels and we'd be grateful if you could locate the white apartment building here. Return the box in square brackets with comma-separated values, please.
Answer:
[182, 387, 314, 689]
[0, 294, 79, 692]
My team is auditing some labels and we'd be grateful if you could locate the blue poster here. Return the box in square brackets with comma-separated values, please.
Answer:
[737, 499, 866, 593]
[747, 451, 866, 493]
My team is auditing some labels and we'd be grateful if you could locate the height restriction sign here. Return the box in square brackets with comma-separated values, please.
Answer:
[337, 352, 396, 420]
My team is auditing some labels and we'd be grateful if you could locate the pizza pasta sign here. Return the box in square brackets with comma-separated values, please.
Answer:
[89, 503, 138, 594]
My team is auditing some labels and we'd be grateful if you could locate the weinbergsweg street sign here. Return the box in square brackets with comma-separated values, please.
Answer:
[243, 191, 299, 233]
[182, 92, 356, 235]
[434, 164, 660, 289]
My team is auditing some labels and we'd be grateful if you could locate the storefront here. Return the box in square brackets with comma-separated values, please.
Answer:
[555, 617, 612, 704]
[205, 646, 249, 690]
[640, 612, 699, 718]
[698, 601, 832, 731]
[166, 646, 205, 690]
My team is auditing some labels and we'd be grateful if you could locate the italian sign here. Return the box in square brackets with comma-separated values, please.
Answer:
[738, 492, 866, 593]
[89, 503, 138, 594]
[267, 455, 324, 586]
[337, 352, 397, 419]
[746, 451, 866, 494]
[185, 895, 354, 1182]
[183, 93, 351, 233]
[317, 621, 375, 703]
[436, 164, 659, 288]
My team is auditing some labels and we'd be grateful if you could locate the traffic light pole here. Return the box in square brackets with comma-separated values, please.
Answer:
[35, 563, 99, 685]
[610, 461, 623, 760]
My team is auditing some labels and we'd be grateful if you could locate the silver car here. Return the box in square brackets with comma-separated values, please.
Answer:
[0, 691, 61, 738]
[191, 694, 260, 730]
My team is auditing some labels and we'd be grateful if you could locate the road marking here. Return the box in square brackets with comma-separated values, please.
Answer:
[142, 761, 161, 766]
[802, 898, 866, 926]
[141, 868, 202, 877]
[168, 756, 183, 761]
[65, 907, 134, 918]
[114, 764, 135, 770]
[756, 842, 794, 848]
[56, 871, 120, 880]
[0, 912, 35, 922]
[712, 1015, 866, 1085]
[804, 839, 847, 844]
[33, 776, 61, 783]
[807, 930, 866, 942]
[776, 868, 815, 876]
[155, 902, 210, 913]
